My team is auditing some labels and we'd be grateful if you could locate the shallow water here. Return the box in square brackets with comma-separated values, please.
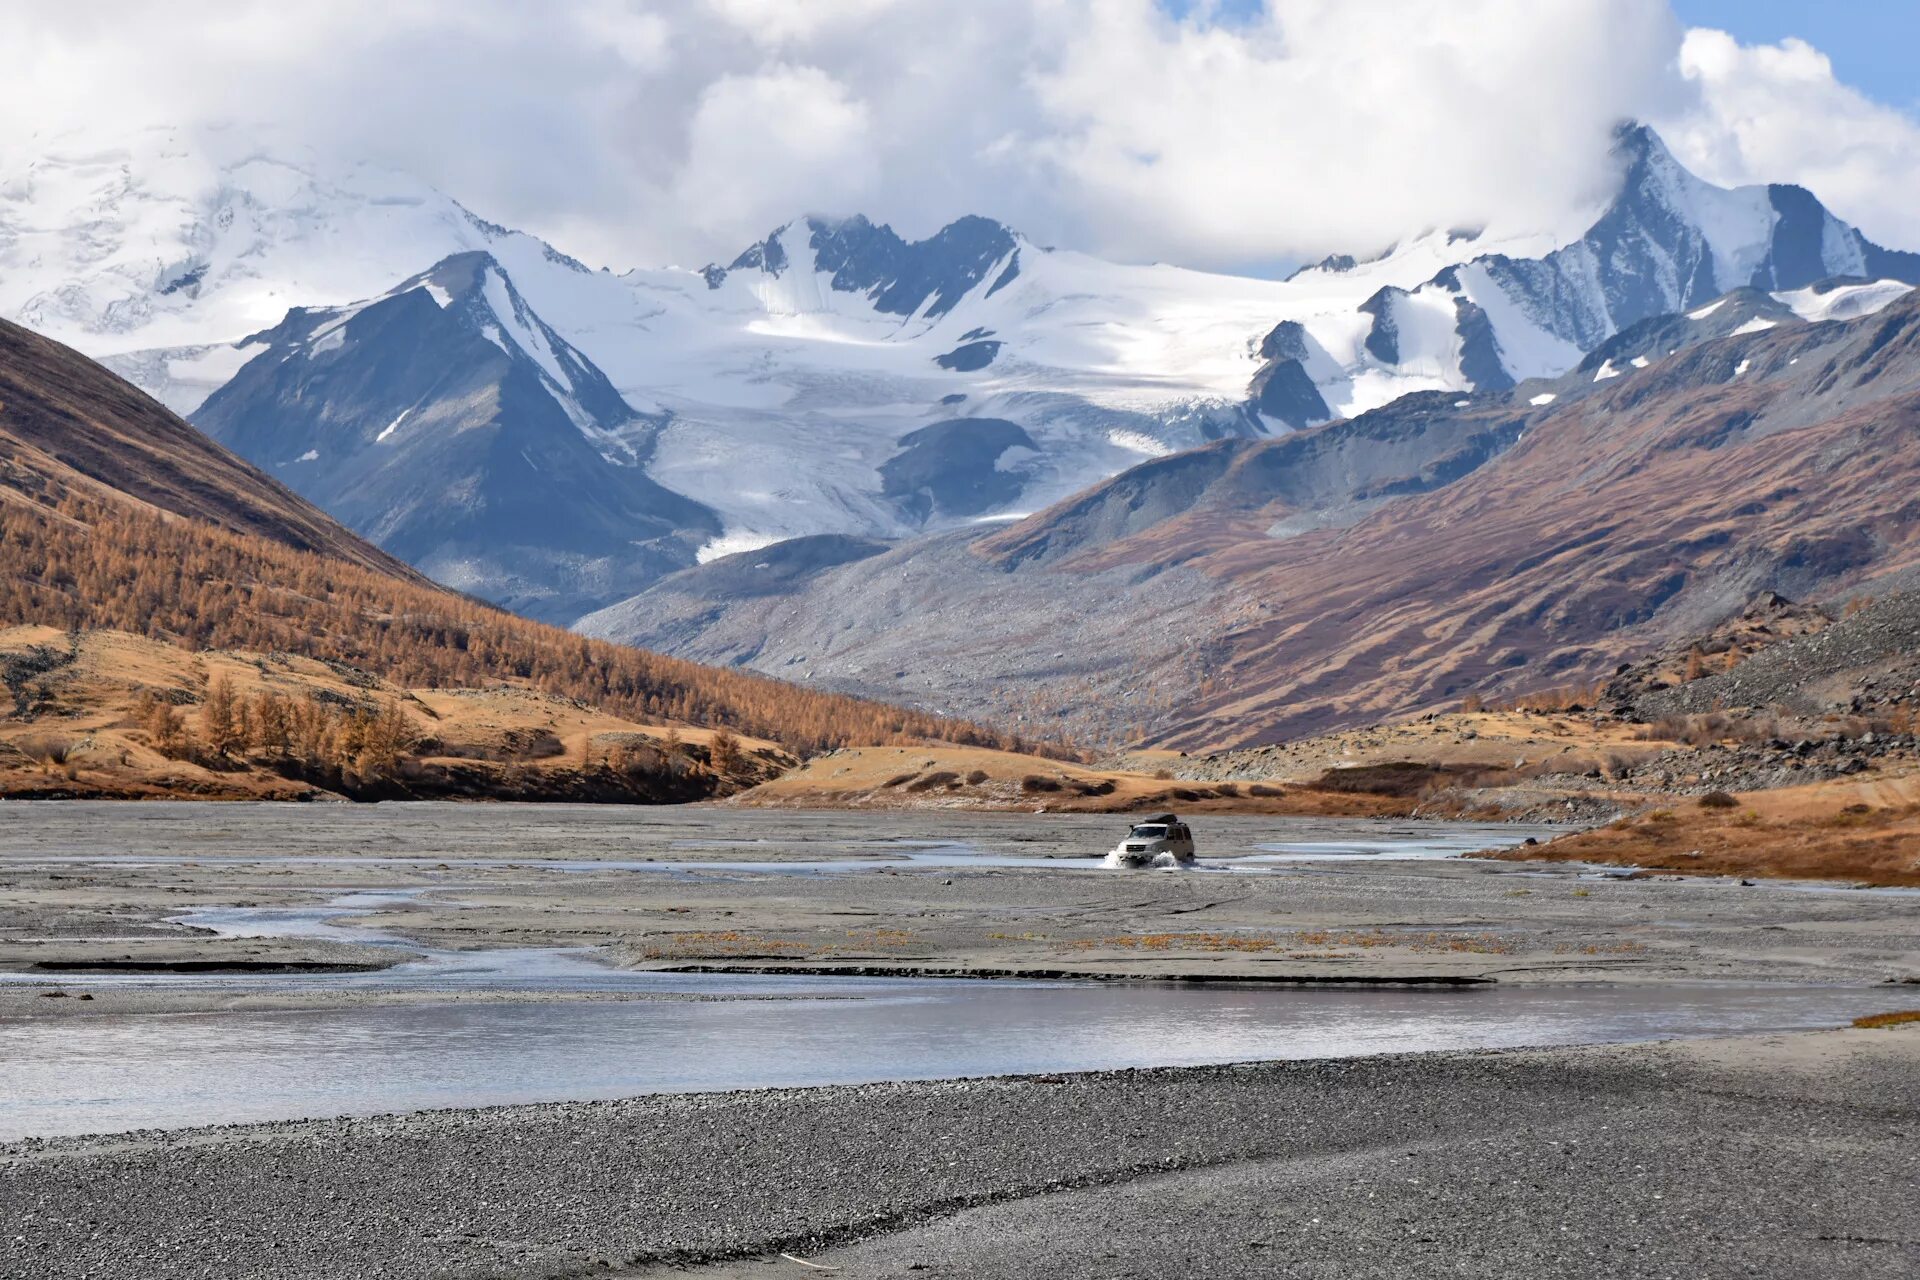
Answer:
[0, 806, 1902, 1139]
[0, 894, 1896, 1139]
[0, 971, 1894, 1140]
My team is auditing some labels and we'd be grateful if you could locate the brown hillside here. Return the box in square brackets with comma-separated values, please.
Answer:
[1, 629, 794, 802]
[0, 625, 793, 802]
[0, 317, 419, 580]
[988, 292, 1920, 748]
[0, 321, 1028, 758]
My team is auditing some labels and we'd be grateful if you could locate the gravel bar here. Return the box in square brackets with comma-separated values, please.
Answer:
[4, 1030, 1916, 1279]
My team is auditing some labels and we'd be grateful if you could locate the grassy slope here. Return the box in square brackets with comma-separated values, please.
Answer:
[1499, 777, 1920, 887]
[0, 625, 793, 801]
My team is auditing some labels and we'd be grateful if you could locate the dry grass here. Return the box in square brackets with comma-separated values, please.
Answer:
[0, 626, 794, 802]
[1852, 1010, 1920, 1028]
[1061, 929, 1519, 956]
[1495, 779, 1920, 887]
[737, 745, 1409, 815]
[1306, 761, 1487, 798]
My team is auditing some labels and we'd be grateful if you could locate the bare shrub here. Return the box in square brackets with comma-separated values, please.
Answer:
[19, 735, 75, 768]
[905, 770, 960, 793]
[1308, 761, 1478, 798]
[1698, 791, 1739, 810]
[1020, 775, 1063, 793]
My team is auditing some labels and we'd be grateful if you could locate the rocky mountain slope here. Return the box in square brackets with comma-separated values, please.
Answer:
[6, 124, 1914, 619]
[586, 287, 1920, 748]
[193, 251, 718, 620]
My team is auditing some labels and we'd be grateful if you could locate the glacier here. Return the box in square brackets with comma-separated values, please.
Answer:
[3, 122, 1918, 620]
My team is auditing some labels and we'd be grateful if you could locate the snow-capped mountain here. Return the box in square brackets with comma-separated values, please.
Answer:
[193, 251, 717, 621]
[3, 122, 1916, 622]
[1339, 124, 1920, 390]
[0, 128, 588, 369]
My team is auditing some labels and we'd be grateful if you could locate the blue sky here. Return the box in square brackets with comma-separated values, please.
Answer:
[1161, 1, 1919, 114]
[1673, 0, 1919, 111]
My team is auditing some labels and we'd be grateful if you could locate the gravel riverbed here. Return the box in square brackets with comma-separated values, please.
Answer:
[3, 1029, 1915, 1279]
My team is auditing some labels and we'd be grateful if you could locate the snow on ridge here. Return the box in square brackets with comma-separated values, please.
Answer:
[1634, 129, 1778, 291]
[1774, 279, 1914, 324]
[696, 530, 784, 564]
[15, 124, 1919, 556]
[1107, 429, 1175, 458]
[480, 264, 573, 392]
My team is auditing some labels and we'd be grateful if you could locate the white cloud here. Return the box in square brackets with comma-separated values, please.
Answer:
[673, 64, 879, 234]
[702, 0, 903, 46]
[1656, 28, 1920, 251]
[2, 1, 1917, 274]
[1023, 0, 1688, 263]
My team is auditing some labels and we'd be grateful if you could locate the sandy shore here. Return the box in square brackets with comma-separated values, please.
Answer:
[1, 1028, 1913, 1279]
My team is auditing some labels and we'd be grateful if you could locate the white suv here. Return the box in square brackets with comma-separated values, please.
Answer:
[1104, 815, 1197, 868]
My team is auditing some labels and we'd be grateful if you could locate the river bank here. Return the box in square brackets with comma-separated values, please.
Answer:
[3, 1027, 1915, 1279]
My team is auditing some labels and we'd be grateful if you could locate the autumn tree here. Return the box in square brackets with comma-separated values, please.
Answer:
[354, 700, 416, 778]
[200, 674, 243, 757]
[0, 481, 1050, 759]
[134, 691, 188, 758]
[248, 691, 292, 757]
[288, 694, 338, 769]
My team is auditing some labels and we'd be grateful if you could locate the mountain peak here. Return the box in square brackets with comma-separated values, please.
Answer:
[397, 250, 501, 301]
[1609, 119, 1665, 162]
[704, 213, 1023, 319]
